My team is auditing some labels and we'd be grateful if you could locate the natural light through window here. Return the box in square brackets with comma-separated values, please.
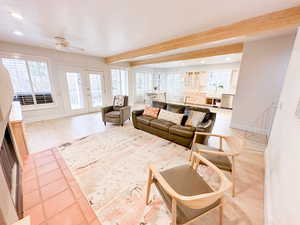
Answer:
[135, 71, 184, 103]
[66, 72, 84, 110]
[2, 58, 54, 106]
[111, 69, 128, 96]
[89, 73, 103, 107]
[207, 70, 232, 94]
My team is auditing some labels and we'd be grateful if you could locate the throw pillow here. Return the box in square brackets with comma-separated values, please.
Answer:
[185, 111, 206, 127]
[114, 95, 125, 106]
[198, 119, 212, 129]
[158, 109, 184, 125]
[143, 106, 160, 118]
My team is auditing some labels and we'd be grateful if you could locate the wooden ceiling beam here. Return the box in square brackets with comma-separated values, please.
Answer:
[105, 6, 300, 64]
[129, 43, 243, 67]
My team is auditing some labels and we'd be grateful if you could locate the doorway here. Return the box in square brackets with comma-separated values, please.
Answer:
[64, 69, 104, 115]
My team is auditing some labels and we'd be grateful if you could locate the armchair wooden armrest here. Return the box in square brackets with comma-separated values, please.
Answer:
[148, 164, 184, 201]
[146, 153, 232, 225]
[191, 134, 243, 197]
[196, 148, 238, 157]
[147, 153, 232, 203]
[191, 152, 232, 191]
[193, 132, 226, 150]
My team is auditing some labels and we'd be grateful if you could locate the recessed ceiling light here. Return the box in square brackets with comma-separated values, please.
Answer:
[226, 57, 231, 61]
[11, 12, 23, 20]
[13, 30, 24, 36]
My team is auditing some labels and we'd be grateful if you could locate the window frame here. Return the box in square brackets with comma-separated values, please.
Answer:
[110, 67, 129, 96]
[0, 52, 57, 111]
[206, 69, 232, 95]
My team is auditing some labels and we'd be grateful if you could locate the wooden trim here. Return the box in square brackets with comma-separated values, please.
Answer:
[129, 43, 243, 67]
[105, 6, 300, 63]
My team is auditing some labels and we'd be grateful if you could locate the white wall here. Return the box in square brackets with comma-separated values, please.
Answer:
[231, 34, 296, 135]
[0, 64, 18, 225]
[0, 41, 123, 122]
[265, 28, 300, 225]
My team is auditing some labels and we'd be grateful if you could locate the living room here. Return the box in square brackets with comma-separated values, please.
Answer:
[0, 1, 300, 225]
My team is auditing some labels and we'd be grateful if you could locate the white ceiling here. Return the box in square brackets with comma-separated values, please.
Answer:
[143, 53, 242, 68]
[0, 0, 300, 57]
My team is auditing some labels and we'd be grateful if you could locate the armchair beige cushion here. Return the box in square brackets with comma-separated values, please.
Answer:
[192, 143, 232, 172]
[154, 165, 221, 224]
[158, 109, 184, 125]
[105, 110, 120, 118]
[146, 152, 232, 225]
[185, 111, 206, 127]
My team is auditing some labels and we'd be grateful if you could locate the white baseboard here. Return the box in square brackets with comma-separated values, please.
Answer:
[23, 113, 65, 123]
[230, 122, 268, 135]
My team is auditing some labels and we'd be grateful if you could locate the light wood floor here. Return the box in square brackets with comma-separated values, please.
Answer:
[24, 108, 267, 154]
[24, 108, 266, 225]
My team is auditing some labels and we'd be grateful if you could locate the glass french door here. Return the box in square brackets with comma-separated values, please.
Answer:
[64, 69, 104, 115]
[87, 72, 104, 112]
[66, 72, 85, 111]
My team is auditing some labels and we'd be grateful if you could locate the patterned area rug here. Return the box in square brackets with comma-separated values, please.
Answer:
[58, 125, 219, 225]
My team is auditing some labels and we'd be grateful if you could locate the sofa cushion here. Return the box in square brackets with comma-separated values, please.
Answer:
[185, 111, 206, 127]
[113, 95, 125, 106]
[158, 109, 184, 125]
[143, 106, 160, 118]
[136, 115, 155, 125]
[167, 103, 185, 113]
[202, 112, 213, 123]
[105, 111, 120, 118]
[150, 119, 175, 132]
[154, 165, 220, 224]
[113, 95, 128, 111]
[169, 125, 195, 138]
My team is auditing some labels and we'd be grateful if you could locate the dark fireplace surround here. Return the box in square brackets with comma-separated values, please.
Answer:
[0, 125, 23, 219]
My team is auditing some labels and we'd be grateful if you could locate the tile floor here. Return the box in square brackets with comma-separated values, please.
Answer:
[22, 148, 102, 225]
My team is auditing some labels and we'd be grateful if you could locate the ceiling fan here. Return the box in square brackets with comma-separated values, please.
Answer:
[54, 36, 84, 52]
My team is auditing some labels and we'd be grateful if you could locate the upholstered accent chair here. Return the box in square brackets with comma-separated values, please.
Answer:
[190, 132, 243, 197]
[146, 152, 232, 225]
[101, 95, 131, 126]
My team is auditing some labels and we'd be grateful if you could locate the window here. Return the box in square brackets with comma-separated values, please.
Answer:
[134, 71, 184, 103]
[2, 58, 54, 106]
[111, 69, 128, 96]
[135, 72, 153, 102]
[162, 73, 184, 102]
[207, 70, 232, 95]
[89, 73, 103, 107]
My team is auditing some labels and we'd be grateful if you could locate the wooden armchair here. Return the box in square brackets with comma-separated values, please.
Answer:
[146, 152, 232, 225]
[190, 132, 243, 197]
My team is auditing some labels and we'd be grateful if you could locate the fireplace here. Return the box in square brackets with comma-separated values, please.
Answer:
[0, 125, 23, 219]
